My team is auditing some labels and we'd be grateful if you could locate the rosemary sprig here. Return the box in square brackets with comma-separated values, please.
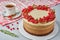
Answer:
[0, 30, 18, 37]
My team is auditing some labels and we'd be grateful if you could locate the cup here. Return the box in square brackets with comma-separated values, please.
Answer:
[3, 3, 16, 16]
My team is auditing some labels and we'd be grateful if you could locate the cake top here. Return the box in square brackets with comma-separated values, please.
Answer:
[22, 5, 55, 24]
[28, 9, 48, 20]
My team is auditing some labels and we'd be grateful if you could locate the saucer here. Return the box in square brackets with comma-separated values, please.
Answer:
[2, 8, 21, 19]
[19, 20, 59, 40]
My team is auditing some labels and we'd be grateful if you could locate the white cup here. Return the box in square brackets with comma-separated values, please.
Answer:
[3, 3, 16, 16]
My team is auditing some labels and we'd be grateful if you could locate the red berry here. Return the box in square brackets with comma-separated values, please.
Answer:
[8, 16, 12, 19]
[23, 13, 28, 16]
[37, 5, 42, 10]
[6, 26, 10, 29]
[12, 28, 15, 30]
[17, 28, 19, 30]
[39, 18, 43, 22]
[42, 19, 45, 22]
[43, 16, 47, 22]
[29, 19, 34, 22]
[24, 16, 27, 19]
[29, 19, 38, 24]
[28, 6, 33, 9]
[29, 19, 35, 23]
[45, 16, 49, 22]
[48, 12, 55, 19]
[42, 5, 48, 11]
[28, 9, 32, 12]
[48, 16, 54, 22]
[10, 28, 13, 31]
[41, 5, 45, 10]
[12, 24, 13, 26]
[48, 12, 51, 15]
[28, 6, 33, 11]
[27, 16, 33, 21]
[22, 8, 27, 13]
[17, 22, 19, 24]
[24, 15, 29, 19]
[34, 20, 38, 24]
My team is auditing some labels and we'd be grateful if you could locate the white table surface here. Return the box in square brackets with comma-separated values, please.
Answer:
[0, 4, 60, 40]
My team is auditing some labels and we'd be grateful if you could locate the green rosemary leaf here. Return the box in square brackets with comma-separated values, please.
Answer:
[0, 30, 18, 37]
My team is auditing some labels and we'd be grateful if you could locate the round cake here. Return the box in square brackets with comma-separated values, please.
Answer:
[22, 5, 55, 36]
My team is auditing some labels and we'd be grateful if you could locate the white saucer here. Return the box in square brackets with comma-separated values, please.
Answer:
[19, 20, 59, 40]
[2, 10, 21, 18]
[2, 11, 21, 20]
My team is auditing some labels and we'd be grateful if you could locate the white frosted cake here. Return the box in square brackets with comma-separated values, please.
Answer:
[22, 5, 55, 36]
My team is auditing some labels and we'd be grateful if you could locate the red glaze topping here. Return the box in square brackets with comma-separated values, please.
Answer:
[22, 5, 55, 24]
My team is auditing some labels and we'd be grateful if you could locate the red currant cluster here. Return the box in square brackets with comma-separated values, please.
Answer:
[22, 5, 55, 24]
[6, 22, 19, 31]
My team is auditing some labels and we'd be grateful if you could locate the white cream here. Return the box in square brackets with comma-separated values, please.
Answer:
[28, 9, 48, 20]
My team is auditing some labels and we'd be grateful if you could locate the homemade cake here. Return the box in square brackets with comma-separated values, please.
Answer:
[22, 5, 55, 36]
